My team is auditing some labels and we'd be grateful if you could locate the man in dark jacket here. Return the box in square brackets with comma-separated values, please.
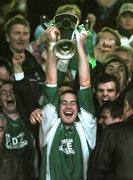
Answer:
[1, 15, 45, 82]
[87, 88, 133, 180]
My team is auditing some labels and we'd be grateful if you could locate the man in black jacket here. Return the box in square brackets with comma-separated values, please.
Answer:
[87, 88, 133, 180]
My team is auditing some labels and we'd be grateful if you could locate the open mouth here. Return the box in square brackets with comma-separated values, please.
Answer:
[64, 111, 73, 117]
[102, 99, 109, 104]
[6, 99, 14, 105]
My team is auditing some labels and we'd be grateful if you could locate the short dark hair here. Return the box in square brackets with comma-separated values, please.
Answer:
[103, 54, 129, 81]
[0, 80, 14, 90]
[100, 101, 123, 120]
[59, 89, 77, 99]
[94, 73, 120, 94]
[5, 15, 30, 34]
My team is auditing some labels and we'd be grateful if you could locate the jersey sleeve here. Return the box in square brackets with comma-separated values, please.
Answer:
[78, 87, 97, 149]
[41, 84, 59, 107]
[40, 84, 59, 147]
[78, 87, 95, 116]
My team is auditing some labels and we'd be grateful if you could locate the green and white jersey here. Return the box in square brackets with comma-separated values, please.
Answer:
[40, 84, 96, 180]
[3, 115, 33, 151]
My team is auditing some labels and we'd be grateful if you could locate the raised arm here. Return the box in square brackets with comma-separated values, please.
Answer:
[45, 45, 57, 84]
[77, 31, 91, 88]
[45, 26, 59, 84]
[30, 27, 59, 124]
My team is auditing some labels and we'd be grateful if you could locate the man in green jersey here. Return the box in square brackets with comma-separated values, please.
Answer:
[39, 27, 97, 180]
[0, 80, 36, 179]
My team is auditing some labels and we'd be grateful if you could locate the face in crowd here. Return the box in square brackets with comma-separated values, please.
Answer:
[113, 49, 133, 81]
[94, 31, 119, 63]
[96, 81, 119, 106]
[59, 92, 78, 125]
[104, 60, 127, 92]
[6, 23, 30, 53]
[118, 12, 133, 31]
[0, 83, 17, 115]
